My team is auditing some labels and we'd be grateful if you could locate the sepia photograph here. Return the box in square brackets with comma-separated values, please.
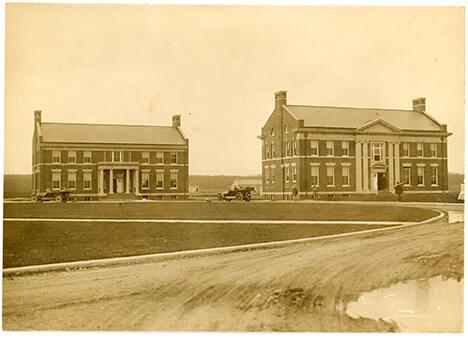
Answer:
[2, 2, 465, 333]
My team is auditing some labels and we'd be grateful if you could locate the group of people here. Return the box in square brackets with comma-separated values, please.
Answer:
[289, 183, 404, 201]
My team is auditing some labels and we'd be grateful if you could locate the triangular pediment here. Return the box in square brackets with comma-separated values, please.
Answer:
[356, 118, 401, 134]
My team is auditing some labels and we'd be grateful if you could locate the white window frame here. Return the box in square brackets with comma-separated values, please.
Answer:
[293, 140, 297, 156]
[68, 151, 76, 163]
[265, 166, 270, 184]
[83, 172, 92, 190]
[310, 140, 318, 156]
[431, 167, 438, 186]
[271, 166, 276, 183]
[342, 166, 350, 187]
[417, 143, 424, 158]
[326, 166, 335, 187]
[83, 151, 92, 163]
[403, 166, 411, 186]
[142, 151, 150, 164]
[52, 150, 61, 164]
[156, 152, 164, 164]
[402, 143, 410, 157]
[372, 143, 384, 162]
[170, 170, 178, 189]
[141, 172, 150, 190]
[292, 165, 297, 182]
[52, 171, 61, 190]
[170, 152, 178, 165]
[310, 165, 319, 187]
[341, 141, 349, 157]
[156, 171, 164, 189]
[271, 142, 275, 158]
[113, 151, 123, 162]
[417, 167, 425, 186]
[286, 141, 291, 157]
[326, 141, 334, 156]
[285, 166, 290, 183]
[430, 143, 438, 158]
[67, 171, 76, 190]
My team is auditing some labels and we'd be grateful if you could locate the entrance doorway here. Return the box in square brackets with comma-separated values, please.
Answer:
[116, 178, 124, 193]
[377, 173, 387, 190]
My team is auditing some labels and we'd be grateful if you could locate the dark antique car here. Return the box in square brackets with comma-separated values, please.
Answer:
[31, 190, 71, 203]
[216, 186, 255, 202]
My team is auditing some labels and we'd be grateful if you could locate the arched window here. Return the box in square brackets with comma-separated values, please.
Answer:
[270, 128, 275, 136]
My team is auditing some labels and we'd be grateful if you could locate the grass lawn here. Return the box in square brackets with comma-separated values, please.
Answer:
[4, 221, 398, 268]
[4, 201, 438, 222]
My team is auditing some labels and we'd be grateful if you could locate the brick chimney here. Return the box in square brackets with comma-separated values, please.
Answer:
[275, 90, 287, 110]
[172, 115, 181, 128]
[412, 97, 426, 113]
[34, 110, 42, 124]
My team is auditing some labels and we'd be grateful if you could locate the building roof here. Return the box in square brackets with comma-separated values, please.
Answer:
[284, 105, 442, 131]
[40, 122, 187, 145]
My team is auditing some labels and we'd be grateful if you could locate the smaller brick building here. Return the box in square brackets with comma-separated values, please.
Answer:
[260, 91, 452, 199]
[32, 111, 189, 200]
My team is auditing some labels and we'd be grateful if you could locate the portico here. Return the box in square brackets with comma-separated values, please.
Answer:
[98, 166, 140, 195]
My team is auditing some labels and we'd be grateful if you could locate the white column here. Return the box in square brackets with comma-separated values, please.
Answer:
[355, 142, 362, 192]
[134, 169, 139, 194]
[126, 169, 130, 193]
[99, 169, 104, 194]
[362, 142, 369, 191]
[388, 143, 394, 191]
[394, 143, 400, 184]
[109, 169, 114, 193]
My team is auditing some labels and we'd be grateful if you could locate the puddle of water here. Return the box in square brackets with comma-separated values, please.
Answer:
[447, 211, 464, 224]
[346, 276, 463, 332]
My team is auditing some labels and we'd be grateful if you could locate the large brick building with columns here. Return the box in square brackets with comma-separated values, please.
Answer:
[32, 111, 189, 200]
[260, 91, 451, 199]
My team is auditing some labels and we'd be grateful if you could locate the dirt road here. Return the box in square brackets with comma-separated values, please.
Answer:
[3, 214, 463, 332]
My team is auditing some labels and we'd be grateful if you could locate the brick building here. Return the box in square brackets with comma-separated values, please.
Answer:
[260, 91, 452, 199]
[32, 111, 189, 200]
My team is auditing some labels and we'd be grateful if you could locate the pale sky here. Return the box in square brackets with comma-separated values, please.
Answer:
[4, 5, 465, 175]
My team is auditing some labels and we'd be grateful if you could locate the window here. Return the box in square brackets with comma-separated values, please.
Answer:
[293, 140, 297, 156]
[342, 167, 350, 186]
[372, 143, 384, 162]
[285, 166, 290, 183]
[156, 171, 164, 189]
[68, 151, 76, 163]
[83, 151, 92, 163]
[142, 172, 150, 189]
[266, 145, 270, 159]
[403, 167, 411, 186]
[284, 124, 288, 134]
[271, 142, 275, 158]
[156, 152, 164, 164]
[270, 128, 275, 136]
[83, 172, 92, 190]
[417, 143, 423, 157]
[52, 150, 61, 163]
[170, 171, 178, 189]
[292, 166, 297, 182]
[310, 140, 318, 156]
[142, 152, 150, 163]
[286, 141, 291, 157]
[417, 167, 424, 185]
[430, 143, 438, 157]
[431, 167, 438, 186]
[326, 141, 334, 156]
[67, 172, 76, 189]
[113, 151, 122, 162]
[311, 166, 319, 186]
[52, 172, 61, 190]
[402, 143, 410, 157]
[326, 166, 335, 186]
[265, 167, 270, 183]
[342, 141, 349, 157]
[271, 167, 276, 183]
[170, 153, 178, 164]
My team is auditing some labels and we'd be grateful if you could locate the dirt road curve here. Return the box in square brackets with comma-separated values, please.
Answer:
[3, 214, 463, 332]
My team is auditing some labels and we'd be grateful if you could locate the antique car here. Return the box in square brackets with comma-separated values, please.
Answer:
[31, 190, 71, 203]
[216, 186, 255, 202]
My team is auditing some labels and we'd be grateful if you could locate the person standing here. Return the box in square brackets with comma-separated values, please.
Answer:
[395, 182, 403, 201]
[292, 186, 298, 201]
[312, 185, 319, 200]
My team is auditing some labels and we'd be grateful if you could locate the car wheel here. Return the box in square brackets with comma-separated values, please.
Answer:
[31, 195, 38, 203]
[235, 192, 243, 201]
[216, 193, 223, 201]
[245, 192, 252, 201]
[54, 194, 63, 202]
